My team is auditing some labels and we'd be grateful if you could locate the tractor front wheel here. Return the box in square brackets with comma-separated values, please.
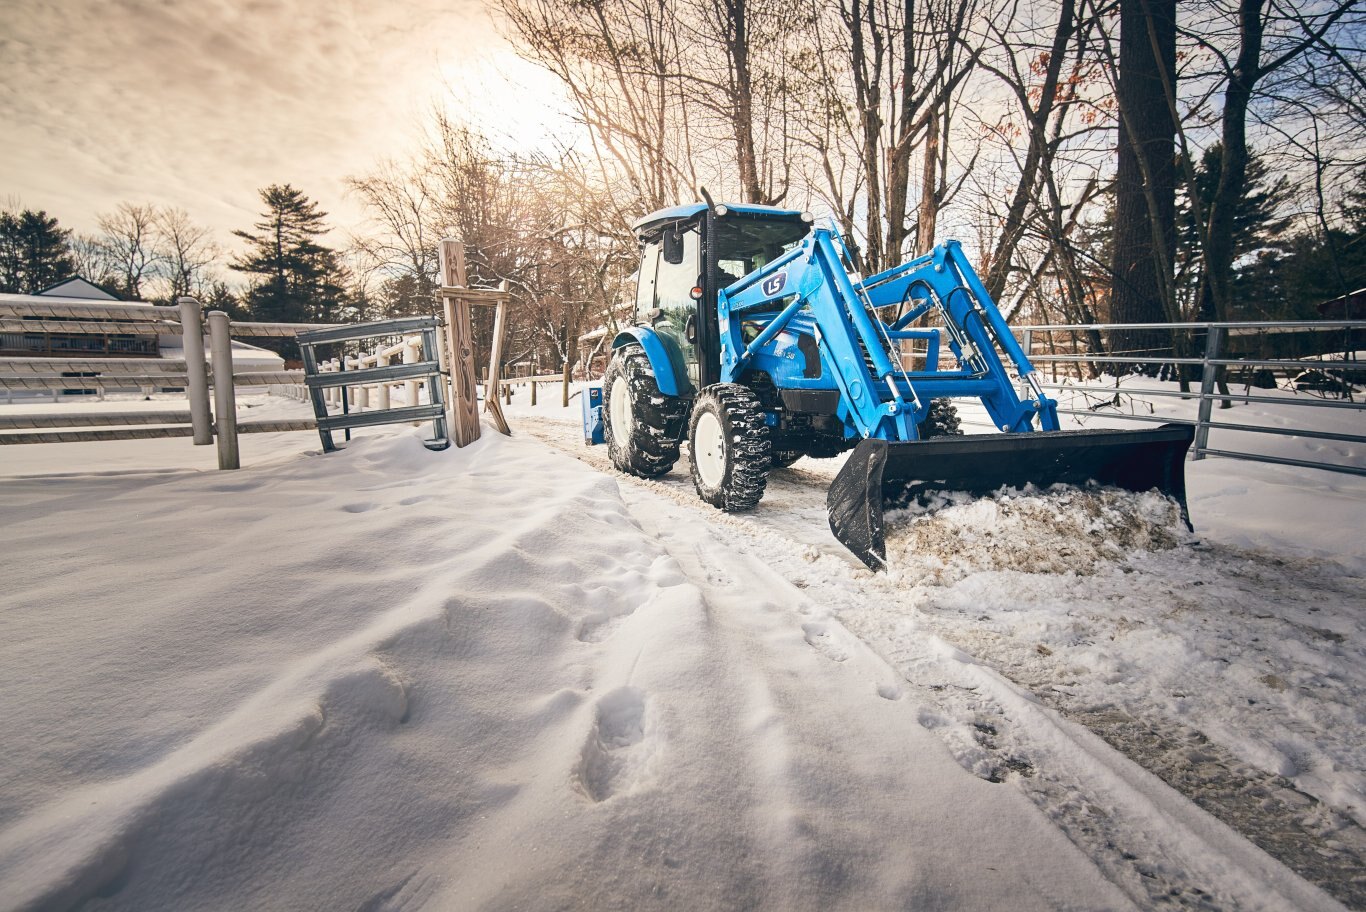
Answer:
[603, 346, 686, 478]
[688, 384, 770, 511]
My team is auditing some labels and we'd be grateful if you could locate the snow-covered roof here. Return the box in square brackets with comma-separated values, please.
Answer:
[37, 276, 120, 300]
[0, 291, 153, 307]
[159, 335, 285, 372]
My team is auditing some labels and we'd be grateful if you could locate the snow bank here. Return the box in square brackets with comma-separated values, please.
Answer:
[0, 425, 1142, 911]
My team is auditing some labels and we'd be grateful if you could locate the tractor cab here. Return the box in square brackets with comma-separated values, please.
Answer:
[632, 203, 813, 391]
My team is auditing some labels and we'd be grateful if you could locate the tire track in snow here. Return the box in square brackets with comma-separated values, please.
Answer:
[519, 413, 1357, 910]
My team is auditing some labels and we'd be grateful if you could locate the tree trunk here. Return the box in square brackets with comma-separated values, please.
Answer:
[1109, 0, 1178, 374]
[915, 110, 939, 256]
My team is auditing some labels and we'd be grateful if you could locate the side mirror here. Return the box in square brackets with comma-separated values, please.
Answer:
[662, 229, 685, 265]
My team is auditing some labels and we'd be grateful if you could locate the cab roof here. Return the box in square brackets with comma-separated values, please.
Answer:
[632, 202, 807, 238]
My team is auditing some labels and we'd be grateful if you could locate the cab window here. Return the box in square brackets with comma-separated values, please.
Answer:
[653, 226, 700, 384]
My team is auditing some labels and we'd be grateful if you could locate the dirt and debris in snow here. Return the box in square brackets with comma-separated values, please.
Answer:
[884, 486, 1189, 582]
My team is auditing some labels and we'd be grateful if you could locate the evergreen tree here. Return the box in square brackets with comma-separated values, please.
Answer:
[1175, 145, 1292, 320]
[230, 185, 344, 324]
[203, 280, 250, 321]
[1278, 171, 1366, 317]
[0, 209, 76, 294]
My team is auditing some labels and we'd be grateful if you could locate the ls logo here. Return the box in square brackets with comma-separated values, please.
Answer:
[761, 273, 788, 296]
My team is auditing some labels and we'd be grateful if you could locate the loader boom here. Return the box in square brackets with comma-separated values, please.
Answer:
[718, 229, 1059, 441]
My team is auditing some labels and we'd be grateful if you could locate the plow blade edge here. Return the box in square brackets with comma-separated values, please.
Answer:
[827, 423, 1195, 571]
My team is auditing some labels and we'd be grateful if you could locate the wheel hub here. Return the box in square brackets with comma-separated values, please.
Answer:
[693, 410, 726, 488]
[609, 375, 632, 440]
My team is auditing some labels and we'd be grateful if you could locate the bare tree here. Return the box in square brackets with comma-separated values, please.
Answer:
[155, 207, 219, 301]
[69, 234, 118, 290]
[500, 0, 695, 215]
[1188, 0, 1357, 327]
[798, 0, 982, 272]
[347, 157, 442, 291]
[95, 203, 159, 300]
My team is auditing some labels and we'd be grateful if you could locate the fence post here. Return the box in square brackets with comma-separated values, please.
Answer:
[1193, 325, 1223, 460]
[439, 239, 481, 446]
[376, 353, 391, 410]
[207, 311, 239, 470]
[530, 378, 537, 407]
[404, 339, 421, 410]
[356, 356, 370, 410]
[562, 361, 572, 407]
[178, 297, 213, 445]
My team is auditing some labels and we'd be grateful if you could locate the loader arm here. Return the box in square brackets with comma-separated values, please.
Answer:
[717, 229, 1056, 442]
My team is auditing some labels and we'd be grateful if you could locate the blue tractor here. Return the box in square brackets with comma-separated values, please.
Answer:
[590, 199, 1193, 569]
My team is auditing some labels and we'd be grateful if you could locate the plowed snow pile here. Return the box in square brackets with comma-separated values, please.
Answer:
[883, 486, 1189, 582]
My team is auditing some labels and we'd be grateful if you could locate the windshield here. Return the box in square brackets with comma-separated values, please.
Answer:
[713, 217, 810, 286]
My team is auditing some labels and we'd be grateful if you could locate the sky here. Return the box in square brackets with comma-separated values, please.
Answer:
[0, 0, 567, 244]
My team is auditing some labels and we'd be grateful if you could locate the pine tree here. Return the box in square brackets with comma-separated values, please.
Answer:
[230, 185, 343, 324]
[1175, 145, 1292, 320]
[0, 209, 77, 294]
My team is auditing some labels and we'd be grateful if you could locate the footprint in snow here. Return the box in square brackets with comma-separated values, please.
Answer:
[802, 621, 849, 662]
[576, 612, 627, 643]
[576, 687, 652, 802]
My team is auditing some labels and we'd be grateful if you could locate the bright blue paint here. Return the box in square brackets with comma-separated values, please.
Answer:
[580, 384, 604, 444]
[715, 228, 1058, 443]
[611, 328, 689, 397]
[632, 202, 806, 234]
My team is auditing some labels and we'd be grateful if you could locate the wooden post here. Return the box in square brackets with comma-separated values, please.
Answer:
[482, 284, 511, 435]
[562, 359, 572, 407]
[439, 239, 481, 447]
[206, 311, 239, 470]
[530, 379, 537, 406]
[178, 297, 212, 445]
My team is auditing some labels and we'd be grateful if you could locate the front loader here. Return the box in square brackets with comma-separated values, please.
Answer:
[586, 200, 1193, 569]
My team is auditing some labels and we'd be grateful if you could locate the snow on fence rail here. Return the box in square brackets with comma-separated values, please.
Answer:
[1015, 320, 1366, 476]
[0, 299, 327, 459]
[1, 245, 512, 471]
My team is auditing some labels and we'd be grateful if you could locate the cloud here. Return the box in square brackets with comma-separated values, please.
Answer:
[0, 0, 558, 243]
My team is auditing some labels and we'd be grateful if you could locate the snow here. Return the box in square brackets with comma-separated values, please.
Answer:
[0, 379, 1361, 910]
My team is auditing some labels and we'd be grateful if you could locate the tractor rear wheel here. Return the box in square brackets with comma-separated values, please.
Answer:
[603, 346, 687, 478]
[688, 384, 770, 511]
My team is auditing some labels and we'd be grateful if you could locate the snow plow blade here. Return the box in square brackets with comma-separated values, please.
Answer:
[827, 423, 1195, 571]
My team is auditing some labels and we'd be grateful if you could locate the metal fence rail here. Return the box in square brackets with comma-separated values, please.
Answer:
[0, 298, 328, 463]
[1014, 320, 1365, 477]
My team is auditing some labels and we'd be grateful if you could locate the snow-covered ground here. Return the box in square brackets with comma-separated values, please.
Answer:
[0, 383, 1361, 910]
